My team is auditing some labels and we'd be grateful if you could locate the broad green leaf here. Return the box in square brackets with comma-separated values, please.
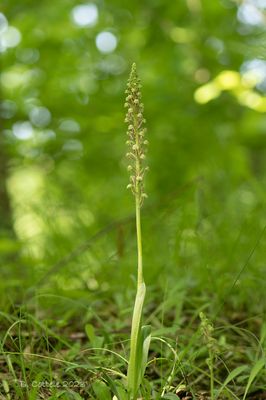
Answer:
[92, 380, 112, 400]
[85, 323, 95, 343]
[85, 323, 104, 348]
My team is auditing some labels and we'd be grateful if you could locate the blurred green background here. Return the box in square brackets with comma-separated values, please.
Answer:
[0, 0, 266, 315]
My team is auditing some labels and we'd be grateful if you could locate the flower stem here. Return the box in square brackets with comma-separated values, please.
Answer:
[125, 63, 148, 398]
[136, 198, 143, 287]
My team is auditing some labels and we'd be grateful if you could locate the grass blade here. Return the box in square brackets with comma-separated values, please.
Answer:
[216, 365, 248, 398]
[243, 359, 265, 400]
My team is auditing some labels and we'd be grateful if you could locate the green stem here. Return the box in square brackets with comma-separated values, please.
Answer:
[134, 104, 143, 287]
[127, 168, 145, 398]
[209, 353, 214, 400]
[136, 197, 143, 287]
[127, 66, 147, 397]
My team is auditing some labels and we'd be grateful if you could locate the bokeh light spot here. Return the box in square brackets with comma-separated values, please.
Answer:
[194, 68, 210, 83]
[237, 90, 266, 112]
[0, 12, 8, 34]
[96, 31, 117, 54]
[59, 119, 80, 133]
[71, 4, 98, 27]
[0, 26, 21, 50]
[170, 27, 194, 43]
[13, 121, 34, 140]
[29, 106, 51, 128]
[215, 70, 241, 90]
[237, 3, 264, 26]
[194, 82, 221, 104]
[241, 59, 266, 90]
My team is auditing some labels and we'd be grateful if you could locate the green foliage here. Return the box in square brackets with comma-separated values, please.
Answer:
[92, 380, 112, 400]
[85, 323, 104, 349]
[0, 0, 266, 398]
[217, 365, 248, 398]
[243, 359, 265, 400]
[127, 283, 146, 398]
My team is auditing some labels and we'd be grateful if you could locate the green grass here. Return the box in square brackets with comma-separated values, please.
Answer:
[0, 177, 265, 399]
[1, 1, 266, 398]
[0, 289, 265, 399]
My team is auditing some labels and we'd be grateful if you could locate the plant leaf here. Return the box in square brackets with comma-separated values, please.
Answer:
[243, 359, 265, 400]
[103, 374, 128, 400]
[85, 323, 104, 348]
[92, 380, 112, 400]
[127, 282, 146, 398]
[138, 324, 151, 387]
[216, 365, 248, 398]
[161, 394, 180, 399]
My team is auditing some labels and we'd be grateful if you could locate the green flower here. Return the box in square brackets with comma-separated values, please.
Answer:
[125, 63, 148, 205]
